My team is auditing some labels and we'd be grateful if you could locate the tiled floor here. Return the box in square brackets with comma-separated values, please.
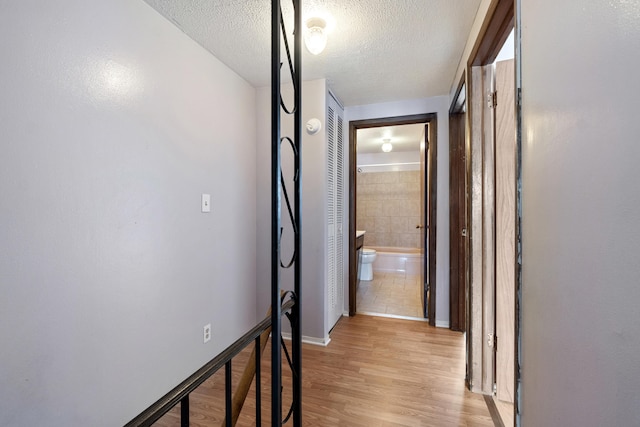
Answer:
[356, 271, 425, 319]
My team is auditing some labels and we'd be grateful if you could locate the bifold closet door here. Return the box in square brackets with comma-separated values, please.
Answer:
[327, 94, 344, 330]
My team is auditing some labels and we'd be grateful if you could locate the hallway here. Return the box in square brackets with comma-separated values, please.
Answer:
[154, 315, 493, 426]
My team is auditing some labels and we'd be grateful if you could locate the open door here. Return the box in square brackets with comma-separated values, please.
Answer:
[494, 58, 516, 404]
[468, 57, 516, 425]
[419, 126, 427, 318]
[426, 122, 437, 326]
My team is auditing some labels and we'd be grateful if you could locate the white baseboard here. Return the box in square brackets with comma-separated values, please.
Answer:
[435, 320, 450, 328]
[281, 332, 331, 347]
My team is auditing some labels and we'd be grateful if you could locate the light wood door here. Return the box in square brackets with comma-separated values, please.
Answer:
[495, 58, 516, 403]
[481, 64, 496, 393]
[469, 63, 496, 394]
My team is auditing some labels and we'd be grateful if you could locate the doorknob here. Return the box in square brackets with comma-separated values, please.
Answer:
[416, 225, 424, 229]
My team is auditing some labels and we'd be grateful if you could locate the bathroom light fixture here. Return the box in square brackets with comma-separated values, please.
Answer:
[381, 139, 393, 153]
[304, 17, 328, 55]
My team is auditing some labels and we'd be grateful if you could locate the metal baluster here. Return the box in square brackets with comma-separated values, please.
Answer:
[180, 395, 189, 427]
[291, 1, 302, 425]
[271, 0, 283, 425]
[225, 361, 232, 427]
[255, 336, 262, 426]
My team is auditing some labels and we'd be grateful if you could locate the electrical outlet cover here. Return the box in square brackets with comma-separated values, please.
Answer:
[203, 323, 211, 343]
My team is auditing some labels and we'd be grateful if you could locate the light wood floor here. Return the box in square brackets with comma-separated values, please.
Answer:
[153, 315, 494, 426]
[494, 398, 513, 427]
[357, 272, 424, 319]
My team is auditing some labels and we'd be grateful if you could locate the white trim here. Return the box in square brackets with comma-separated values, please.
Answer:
[356, 162, 420, 168]
[357, 311, 428, 322]
[435, 320, 450, 328]
[281, 332, 331, 347]
[328, 88, 344, 110]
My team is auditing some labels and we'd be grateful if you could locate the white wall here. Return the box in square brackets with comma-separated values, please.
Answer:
[346, 96, 451, 326]
[0, 2, 257, 425]
[449, 0, 493, 101]
[521, 0, 640, 425]
[256, 79, 330, 342]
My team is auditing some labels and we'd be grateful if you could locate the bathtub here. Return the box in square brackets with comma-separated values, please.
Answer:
[368, 246, 423, 276]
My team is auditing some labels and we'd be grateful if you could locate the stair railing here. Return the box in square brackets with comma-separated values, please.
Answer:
[271, 0, 303, 425]
[123, 295, 295, 427]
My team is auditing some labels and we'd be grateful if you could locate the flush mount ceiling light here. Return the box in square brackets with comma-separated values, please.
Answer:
[304, 17, 328, 55]
[381, 139, 393, 153]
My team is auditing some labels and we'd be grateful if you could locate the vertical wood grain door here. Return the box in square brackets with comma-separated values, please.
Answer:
[495, 58, 516, 403]
[481, 64, 496, 393]
[469, 63, 497, 394]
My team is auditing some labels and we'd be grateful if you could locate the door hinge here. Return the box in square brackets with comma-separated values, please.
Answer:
[487, 333, 498, 351]
[487, 91, 497, 109]
[461, 228, 467, 237]
[493, 383, 497, 394]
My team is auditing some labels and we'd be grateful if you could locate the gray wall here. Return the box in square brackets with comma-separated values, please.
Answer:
[0, 1, 258, 425]
[521, 1, 640, 425]
[256, 79, 330, 342]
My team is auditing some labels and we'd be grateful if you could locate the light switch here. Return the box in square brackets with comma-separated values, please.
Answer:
[201, 194, 211, 212]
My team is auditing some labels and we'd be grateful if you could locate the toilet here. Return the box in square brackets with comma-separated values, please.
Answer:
[359, 248, 377, 281]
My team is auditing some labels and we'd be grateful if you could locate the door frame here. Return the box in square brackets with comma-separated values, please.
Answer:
[348, 113, 437, 326]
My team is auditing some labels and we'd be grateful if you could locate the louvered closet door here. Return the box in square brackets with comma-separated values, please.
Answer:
[327, 94, 344, 330]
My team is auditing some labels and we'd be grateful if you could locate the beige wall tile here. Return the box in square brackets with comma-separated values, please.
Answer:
[356, 171, 422, 249]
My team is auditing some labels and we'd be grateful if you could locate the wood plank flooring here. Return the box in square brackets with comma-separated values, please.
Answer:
[153, 315, 494, 426]
[493, 398, 513, 427]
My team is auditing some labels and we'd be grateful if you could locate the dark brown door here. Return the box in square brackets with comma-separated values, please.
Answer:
[419, 126, 427, 318]
[426, 123, 437, 326]
[449, 112, 467, 332]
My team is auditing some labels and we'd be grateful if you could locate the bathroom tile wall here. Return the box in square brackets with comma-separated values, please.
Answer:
[356, 170, 421, 248]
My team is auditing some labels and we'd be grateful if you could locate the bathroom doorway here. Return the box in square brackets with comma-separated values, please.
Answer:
[348, 114, 438, 324]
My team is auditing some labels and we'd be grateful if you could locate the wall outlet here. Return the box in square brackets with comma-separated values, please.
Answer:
[203, 323, 211, 343]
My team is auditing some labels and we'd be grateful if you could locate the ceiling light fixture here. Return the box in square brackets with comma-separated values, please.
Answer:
[381, 139, 393, 153]
[304, 17, 328, 55]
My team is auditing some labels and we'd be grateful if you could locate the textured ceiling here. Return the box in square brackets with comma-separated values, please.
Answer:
[143, 0, 482, 106]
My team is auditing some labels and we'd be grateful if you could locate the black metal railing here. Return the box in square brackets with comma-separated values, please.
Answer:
[123, 296, 295, 427]
[271, 0, 302, 425]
